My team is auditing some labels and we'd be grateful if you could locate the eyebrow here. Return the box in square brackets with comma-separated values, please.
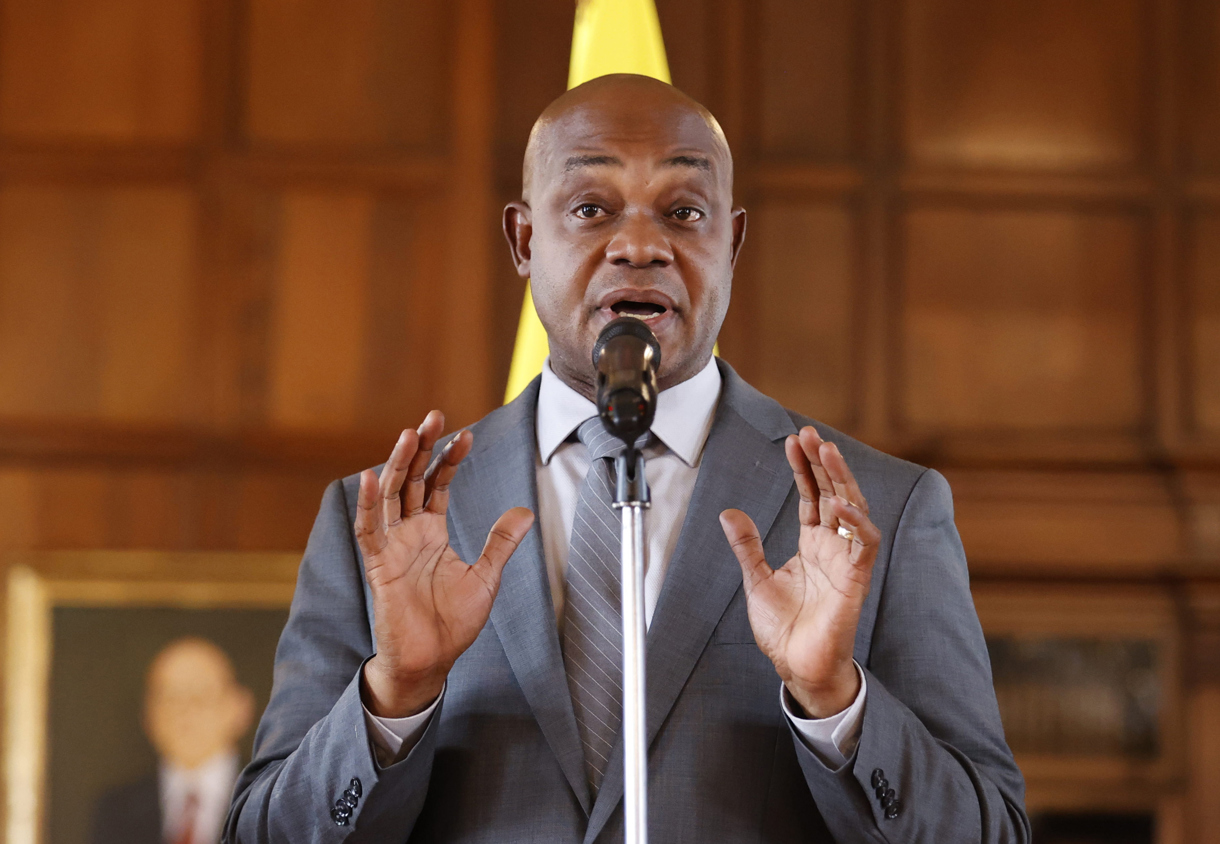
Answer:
[565, 154, 621, 171]
[563, 153, 714, 173]
[662, 155, 712, 172]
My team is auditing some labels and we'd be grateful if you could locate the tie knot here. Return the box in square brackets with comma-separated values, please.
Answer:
[576, 417, 650, 460]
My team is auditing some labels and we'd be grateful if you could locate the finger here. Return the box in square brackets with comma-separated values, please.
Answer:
[472, 507, 535, 587]
[797, 427, 839, 529]
[379, 429, 419, 527]
[719, 509, 771, 593]
[785, 435, 821, 527]
[425, 430, 473, 515]
[820, 441, 869, 516]
[355, 469, 388, 559]
[404, 410, 445, 515]
[829, 497, 882, 567]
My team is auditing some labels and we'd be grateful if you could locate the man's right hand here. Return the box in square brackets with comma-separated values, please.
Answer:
[356, 410, 535, 718]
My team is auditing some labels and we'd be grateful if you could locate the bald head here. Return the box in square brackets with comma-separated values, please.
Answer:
[503, 73, 746, 399]
[523, 74, 733, 203]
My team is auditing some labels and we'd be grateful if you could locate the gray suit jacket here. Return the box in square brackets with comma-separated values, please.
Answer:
[226, 362, 1029, 843]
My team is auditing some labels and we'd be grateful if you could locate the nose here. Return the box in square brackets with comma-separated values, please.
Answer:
[604, 211, 674, 268]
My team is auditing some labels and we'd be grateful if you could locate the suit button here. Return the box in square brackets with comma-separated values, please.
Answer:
[342, 788, 358, 804]
[349, 777, 363, 798]
[884, 799, 902, 819]
[870, 769, 885, 789]
[881, 789, 897, 808]
[336, 796, 355, 812]
[331, 807, 350, 826]
[874, 780, 889, 798]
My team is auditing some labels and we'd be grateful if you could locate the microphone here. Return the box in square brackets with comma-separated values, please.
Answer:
[592, 317, 662, 444]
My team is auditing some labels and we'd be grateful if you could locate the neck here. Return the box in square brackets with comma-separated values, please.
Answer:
[549, 353, 714, 403]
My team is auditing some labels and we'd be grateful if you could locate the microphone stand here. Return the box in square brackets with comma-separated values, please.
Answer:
[612, 445, 649, 844]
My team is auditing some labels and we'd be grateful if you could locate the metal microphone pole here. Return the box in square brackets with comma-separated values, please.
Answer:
[613, 446, 649, 844]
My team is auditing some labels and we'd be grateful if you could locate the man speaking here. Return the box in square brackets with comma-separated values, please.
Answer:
[225, 75, 1029, 843]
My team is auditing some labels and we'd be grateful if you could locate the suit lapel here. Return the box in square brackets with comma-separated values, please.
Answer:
[446, 379, 592, 814]
[584, 362, 798, 842]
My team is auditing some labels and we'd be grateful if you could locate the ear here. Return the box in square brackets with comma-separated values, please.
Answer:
[503, 201, 533, 278]
[229, 684, 256, 740]
[728, 207, 747, 269]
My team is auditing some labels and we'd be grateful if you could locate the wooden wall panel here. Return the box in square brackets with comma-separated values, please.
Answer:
[1188, 213, 1220, 434]
[902, 0, 1149, 171]
[947, 470, 1182, 575]
[250, 188, 448, 433]
[267, 192, 373, 430]
[245, 0, 450, 149]
[746, 201, 855, 425]
[755, 0, 858, 161]
[491, 0, 569, 176]
[901, 206, 1145, 432]
[0, 185, 198, 424]
[1184, 0, 1220, 171]
[0, 466, 335, 552]
[655, 0, 714, 108]
[0, 0, 203, 141]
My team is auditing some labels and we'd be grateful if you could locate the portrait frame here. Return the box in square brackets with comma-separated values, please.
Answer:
[3, 550, 300, 844]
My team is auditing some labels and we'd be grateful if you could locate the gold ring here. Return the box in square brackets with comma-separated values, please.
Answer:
[837, 525, 855, 542]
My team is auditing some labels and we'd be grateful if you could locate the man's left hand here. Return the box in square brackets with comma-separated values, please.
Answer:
[719, 426, 880, 718]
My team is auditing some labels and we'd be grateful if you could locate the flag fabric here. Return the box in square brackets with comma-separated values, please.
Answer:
[503, 0, 672, 403]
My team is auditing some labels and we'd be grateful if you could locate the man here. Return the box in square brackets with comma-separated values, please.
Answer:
[93, 637, 254, 844]
[226, 75, 1029, 843]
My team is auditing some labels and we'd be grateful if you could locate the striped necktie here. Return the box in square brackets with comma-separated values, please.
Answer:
[562, 417, 650, 794]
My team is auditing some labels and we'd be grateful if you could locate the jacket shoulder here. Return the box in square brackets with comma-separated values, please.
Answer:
[783, 409, 932, 510]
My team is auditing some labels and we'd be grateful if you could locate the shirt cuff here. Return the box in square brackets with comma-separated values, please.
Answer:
[362, 685, 444, 769]
[780, 662, 867, 769]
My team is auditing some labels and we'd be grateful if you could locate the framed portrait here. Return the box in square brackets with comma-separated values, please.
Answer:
[4, 551, 301, 844]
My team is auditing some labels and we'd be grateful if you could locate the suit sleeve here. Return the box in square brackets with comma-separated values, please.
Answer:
[224, 479, 440, 843]
[793, 469, 1031, 844]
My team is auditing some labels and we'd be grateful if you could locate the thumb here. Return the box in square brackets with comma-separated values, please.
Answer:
[473, 507, 535, 586]
[719, 509, 770, 593]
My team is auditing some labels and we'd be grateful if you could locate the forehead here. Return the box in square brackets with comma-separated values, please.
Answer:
[149, 644, 231, 689]
[533, 101, 729, 187]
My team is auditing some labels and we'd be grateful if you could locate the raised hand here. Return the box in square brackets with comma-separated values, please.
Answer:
[357, 411, 534, 718]
[719, 427, 880, 718]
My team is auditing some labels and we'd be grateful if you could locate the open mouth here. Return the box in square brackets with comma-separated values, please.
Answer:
[609, 301, 667, 321]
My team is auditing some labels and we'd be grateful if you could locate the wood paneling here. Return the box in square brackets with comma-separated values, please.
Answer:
[245, 0, 449, 149]
[1184, 0, 1220, 171]
[902, 0, 1150, 171]
[0, 185, 198, 423]
[755, 0, 859, 161]
[230, 187, 449, 432]
[1188, 213, 1220, 434]
[747, 201, 855, 426]
[901, 206, 1146, 432]
[0, 0, 203, 141]
[947, 470, 1183, 575]
[0, 1, 1213, 837]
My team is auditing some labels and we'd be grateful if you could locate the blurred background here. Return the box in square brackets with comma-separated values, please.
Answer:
[0, 0, 1217, 842]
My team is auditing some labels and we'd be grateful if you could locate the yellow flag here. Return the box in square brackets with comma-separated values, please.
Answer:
[503, 0, 671, 403]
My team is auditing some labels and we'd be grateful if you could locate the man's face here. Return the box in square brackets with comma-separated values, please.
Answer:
[505, 80, 746, 397]
[144, 639, 253, 769]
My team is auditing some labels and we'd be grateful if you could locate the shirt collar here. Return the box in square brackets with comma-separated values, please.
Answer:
[159, 749, 240, 791]
[536, 356, 721, 468]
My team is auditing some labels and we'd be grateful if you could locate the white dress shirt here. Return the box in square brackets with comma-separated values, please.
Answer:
[159, 749, 240, 844]
[365, 357, 866, 769]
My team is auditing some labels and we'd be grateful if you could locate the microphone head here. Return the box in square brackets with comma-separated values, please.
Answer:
[592, 317, 662, 443]
[590, 316, 662, 370]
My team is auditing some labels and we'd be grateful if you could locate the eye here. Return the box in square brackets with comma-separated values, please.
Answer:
[575, 203, 604, 219]
[672, 207, 704, 222]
